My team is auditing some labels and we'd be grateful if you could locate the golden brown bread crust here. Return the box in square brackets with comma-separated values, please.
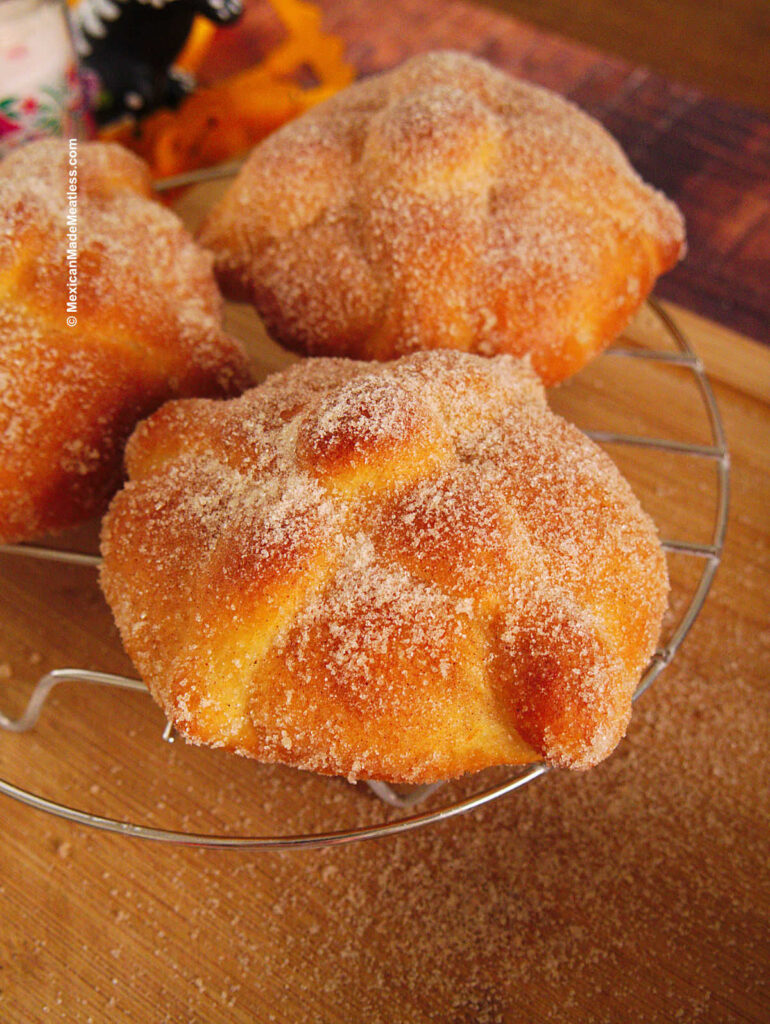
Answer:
[199, 50, 685, 384]
[0, 140, 254, 543]
[100, 350, 668, 782]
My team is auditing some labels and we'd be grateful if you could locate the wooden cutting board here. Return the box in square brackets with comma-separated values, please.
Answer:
[0, 166, 768, 1022]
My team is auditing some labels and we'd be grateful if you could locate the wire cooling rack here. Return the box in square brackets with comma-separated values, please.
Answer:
[0, 297, 729, 850]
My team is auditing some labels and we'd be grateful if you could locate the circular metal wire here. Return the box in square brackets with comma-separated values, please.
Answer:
[0, 298, 730, 848]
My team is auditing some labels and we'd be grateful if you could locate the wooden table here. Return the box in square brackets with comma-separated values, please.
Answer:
[482, 0, 770, 114]
[1, 3, 768, 1022]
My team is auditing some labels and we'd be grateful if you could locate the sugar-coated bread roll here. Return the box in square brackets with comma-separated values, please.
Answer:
[101, 350, 668, 782]
[0, 140, 254, 543]
[199, 50, 685, 384]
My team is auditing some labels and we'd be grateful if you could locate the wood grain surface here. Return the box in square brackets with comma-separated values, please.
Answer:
[1, 4, 769, 1022]
[481, 0, 770, 115]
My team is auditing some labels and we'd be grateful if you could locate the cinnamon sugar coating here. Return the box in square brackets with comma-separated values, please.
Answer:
[199, 50, 685, 383]
[0, 140, 253, 543]
[100, 351, 668, 782]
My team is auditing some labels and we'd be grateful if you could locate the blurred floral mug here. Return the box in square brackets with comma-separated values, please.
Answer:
[0, 0, 91, 156]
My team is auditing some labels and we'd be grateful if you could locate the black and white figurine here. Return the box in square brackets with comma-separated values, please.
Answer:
[71, 0, 243, 124]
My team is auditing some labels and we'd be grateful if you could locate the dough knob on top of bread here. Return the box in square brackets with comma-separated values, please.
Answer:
[0, 140, 254, 543]
[199, 50, 685, 384]
[101, 350, 668, 784]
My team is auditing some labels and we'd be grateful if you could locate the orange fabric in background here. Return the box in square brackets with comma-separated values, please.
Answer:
[100, 0, 354, 178]
[175, 17, 218, 73]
